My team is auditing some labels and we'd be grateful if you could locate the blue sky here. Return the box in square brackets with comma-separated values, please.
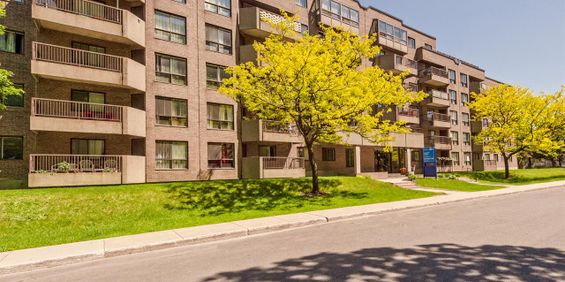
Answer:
[364, 0, 565, 94]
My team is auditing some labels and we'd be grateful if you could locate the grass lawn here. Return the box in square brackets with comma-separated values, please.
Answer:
[452, 168, 565, 185]
[0, 176, 437, 252]
[415, 178, 505, 192]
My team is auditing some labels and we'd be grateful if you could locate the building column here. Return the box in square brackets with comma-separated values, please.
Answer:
[406, 148, 412, 173]
[354, 146, 362, 175]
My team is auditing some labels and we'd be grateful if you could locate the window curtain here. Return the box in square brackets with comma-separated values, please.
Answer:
[156, 56, 171, 74]
[0, 32, 16, 53]
[171, 59, 186, 76]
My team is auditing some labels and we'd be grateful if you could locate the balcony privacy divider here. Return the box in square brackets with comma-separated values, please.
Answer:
[261, 157, 305, 170]
[32, 98, 123, 122]
[32, 42, 123, 72]
[34, 0, 123, 24]
[30, 154, 122, 173]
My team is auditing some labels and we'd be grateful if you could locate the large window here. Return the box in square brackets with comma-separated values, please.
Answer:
[2, 84, 23, 107]
[0, 30, 24, 54]
[322, 147, 336, 161]
[205, 0, 231, 17]
[408, 37, 416, 49]
[156, 97, 188, 127]
[206, 63, 229, 88]
[451, 131, 459, 145]
[448, 69, 456, 84]
[378, 20, 407, 46]
[321, 0, 359, 27]
[462, 113, 470, 126]
[0, 136, 23, 160]
[207, 103, 234, 130]
[463, 132, 471, 146]
[205, 25, 232, 55]
[155, 141, 188, 169]
[461, 93, 469, 105]
[449, 90, 458, 105]
[296, 0, 306, 7]
[451, 152, 460, 166]
[155, 11, 186, 44]
[460, 73, 468, 87]
[345, 148, 354, 167]
[71, 139, 104, 155]
[155, 54, 187, 85]
[464, 152, 471, 166]
[208, 143, 234, 168]
[450, 111, 458, 125]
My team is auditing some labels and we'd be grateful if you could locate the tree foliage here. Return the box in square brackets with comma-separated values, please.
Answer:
[220, 14, 425, 193]
[0, 3, 24, 111]
[469, 84, 565, 178]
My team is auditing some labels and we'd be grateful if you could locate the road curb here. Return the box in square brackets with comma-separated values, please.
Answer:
[1, 180, 563, 275]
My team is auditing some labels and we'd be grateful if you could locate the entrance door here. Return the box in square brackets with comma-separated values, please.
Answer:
[374, 150, 390, 172]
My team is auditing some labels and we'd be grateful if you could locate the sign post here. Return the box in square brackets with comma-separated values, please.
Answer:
[423, 147, 437, 178]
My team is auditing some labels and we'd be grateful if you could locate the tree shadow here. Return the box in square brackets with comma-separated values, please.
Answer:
[469, 170, 565, 184]
[202, 244, 565, 281]
[165, 178, 367, 216]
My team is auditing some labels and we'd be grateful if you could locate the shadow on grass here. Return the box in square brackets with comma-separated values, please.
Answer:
[165, 178, 367, 216]
[202, 244, 565, 281]
[467, 169, 565, 184]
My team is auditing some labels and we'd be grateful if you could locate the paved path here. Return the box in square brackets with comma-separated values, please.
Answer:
[3, 186, 564, 282]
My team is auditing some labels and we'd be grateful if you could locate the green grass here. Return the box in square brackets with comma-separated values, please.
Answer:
[416, 178, 505, 192]
[452, 168, 565, 185]
[0, 177, 437, 252]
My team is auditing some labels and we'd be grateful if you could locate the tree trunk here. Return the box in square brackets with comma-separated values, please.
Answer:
[305, 143, 319, 194]
[503, 155, 510, 179]
[527, 157, 532, 169]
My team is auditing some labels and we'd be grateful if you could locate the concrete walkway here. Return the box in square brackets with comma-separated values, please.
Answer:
[1, 180, 564, 275]
[380, 177, 464, 194]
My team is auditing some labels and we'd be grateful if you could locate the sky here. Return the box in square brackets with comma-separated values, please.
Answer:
[364, 0, 565, 94]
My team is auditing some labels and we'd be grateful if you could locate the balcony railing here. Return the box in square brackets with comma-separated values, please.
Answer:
[262, 120, 300, 136]
[426, 112, 450, 123]
[398, 107, 419, 117]
[428, 89, 449, 100]
[426, 136, 452, 145]
[32, 42, 123, 72]
[34, 0, 122, 24]
[394, 55, 418, 69]
[259, 10, 301, 32]
[30, 154, 122, 173]
[420, 66, 448, 78]
[262, 157, 305, 170]
[32, 98, 123, 122]
[483, 160, 497, 166]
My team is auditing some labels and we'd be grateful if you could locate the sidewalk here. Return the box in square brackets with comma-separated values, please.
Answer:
[1, 180, 564, 275]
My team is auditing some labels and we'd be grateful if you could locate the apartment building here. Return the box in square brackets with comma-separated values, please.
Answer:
[0, 0, 516, 188]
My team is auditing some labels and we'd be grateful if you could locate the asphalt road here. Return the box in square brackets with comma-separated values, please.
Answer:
[2, 186, 565, 282]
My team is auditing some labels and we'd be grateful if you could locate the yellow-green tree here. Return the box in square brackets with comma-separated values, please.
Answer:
[469, 84, 565, 178]
[0, 3, 24, 111]
[220, 16, 425, 194]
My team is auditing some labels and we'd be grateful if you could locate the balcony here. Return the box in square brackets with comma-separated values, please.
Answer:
[425, 112, 451, 128]
[377, 33, 408, 54]
[397, 107, 420, 124]
[419, 67, 450, 87]
[376, 54, 417, 76]
[239, 44, 257, 63]
[389, 132, 425, 149]
[32, 0, 145, 47]
[28, 154, 146, 187]
[240, 7, 301, 39]
[30, 98, 146, 137]
[425, 136, 452, 150]
[242, 157, 305, 179]
[319, 8, 360, 35]
[423, 89, 450, 107]
[242, 119, 304, 143]
[31, 42, 146, 92]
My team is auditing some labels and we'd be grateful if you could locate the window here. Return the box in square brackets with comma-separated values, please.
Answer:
[424, 44, 433, 50]
[0, 137, 23, 160]
[155, 54, 187, 85]
[206, 25, 232, 54]
[464, 152, 471, 166]
[460, 73, 468, 87]
[71, 139, 104, 155]
[322, 147, 336, 161]
[408, 37, 415, 49]
[449, 90, 457, 105]
[448, 69, 456, 84]
[156, 141, 188, 169]
[300, 24, 309, 33]
[156, 97, 188, 127]
[155, 11, 186, 44]
[451, 152, 460, 166]
[298, 147, 309, 160]
[378, 20, 407, 45]
[462, 113, 470, 126]
[205, 0, 231, 17]
[494, 154, 499, 162]
[208, 143, 235, 168]
[2, 84, 23, 107]
[463, 132, 471, 146]
[461, 93, 469, 105]
[259, 145, 276, 157]
[482, 118, 489, 127]
[296, 0, 307, 8]
[321, 0, 358, 26]
[0, 30, 24, 54]
[206, 64, 229, 88]
[451, 131, 459, 145]
[345, 148, 355, 167]
[172, 0, 186, 3]
[71, 90, 106, 116]
[450, 111, 458, 125]
[207, 103, 234, 130]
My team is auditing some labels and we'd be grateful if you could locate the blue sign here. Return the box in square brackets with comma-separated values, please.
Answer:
[423, 147, 437, 178]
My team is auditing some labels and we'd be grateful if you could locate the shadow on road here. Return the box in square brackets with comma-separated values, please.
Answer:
[202, 244, 565, 281]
